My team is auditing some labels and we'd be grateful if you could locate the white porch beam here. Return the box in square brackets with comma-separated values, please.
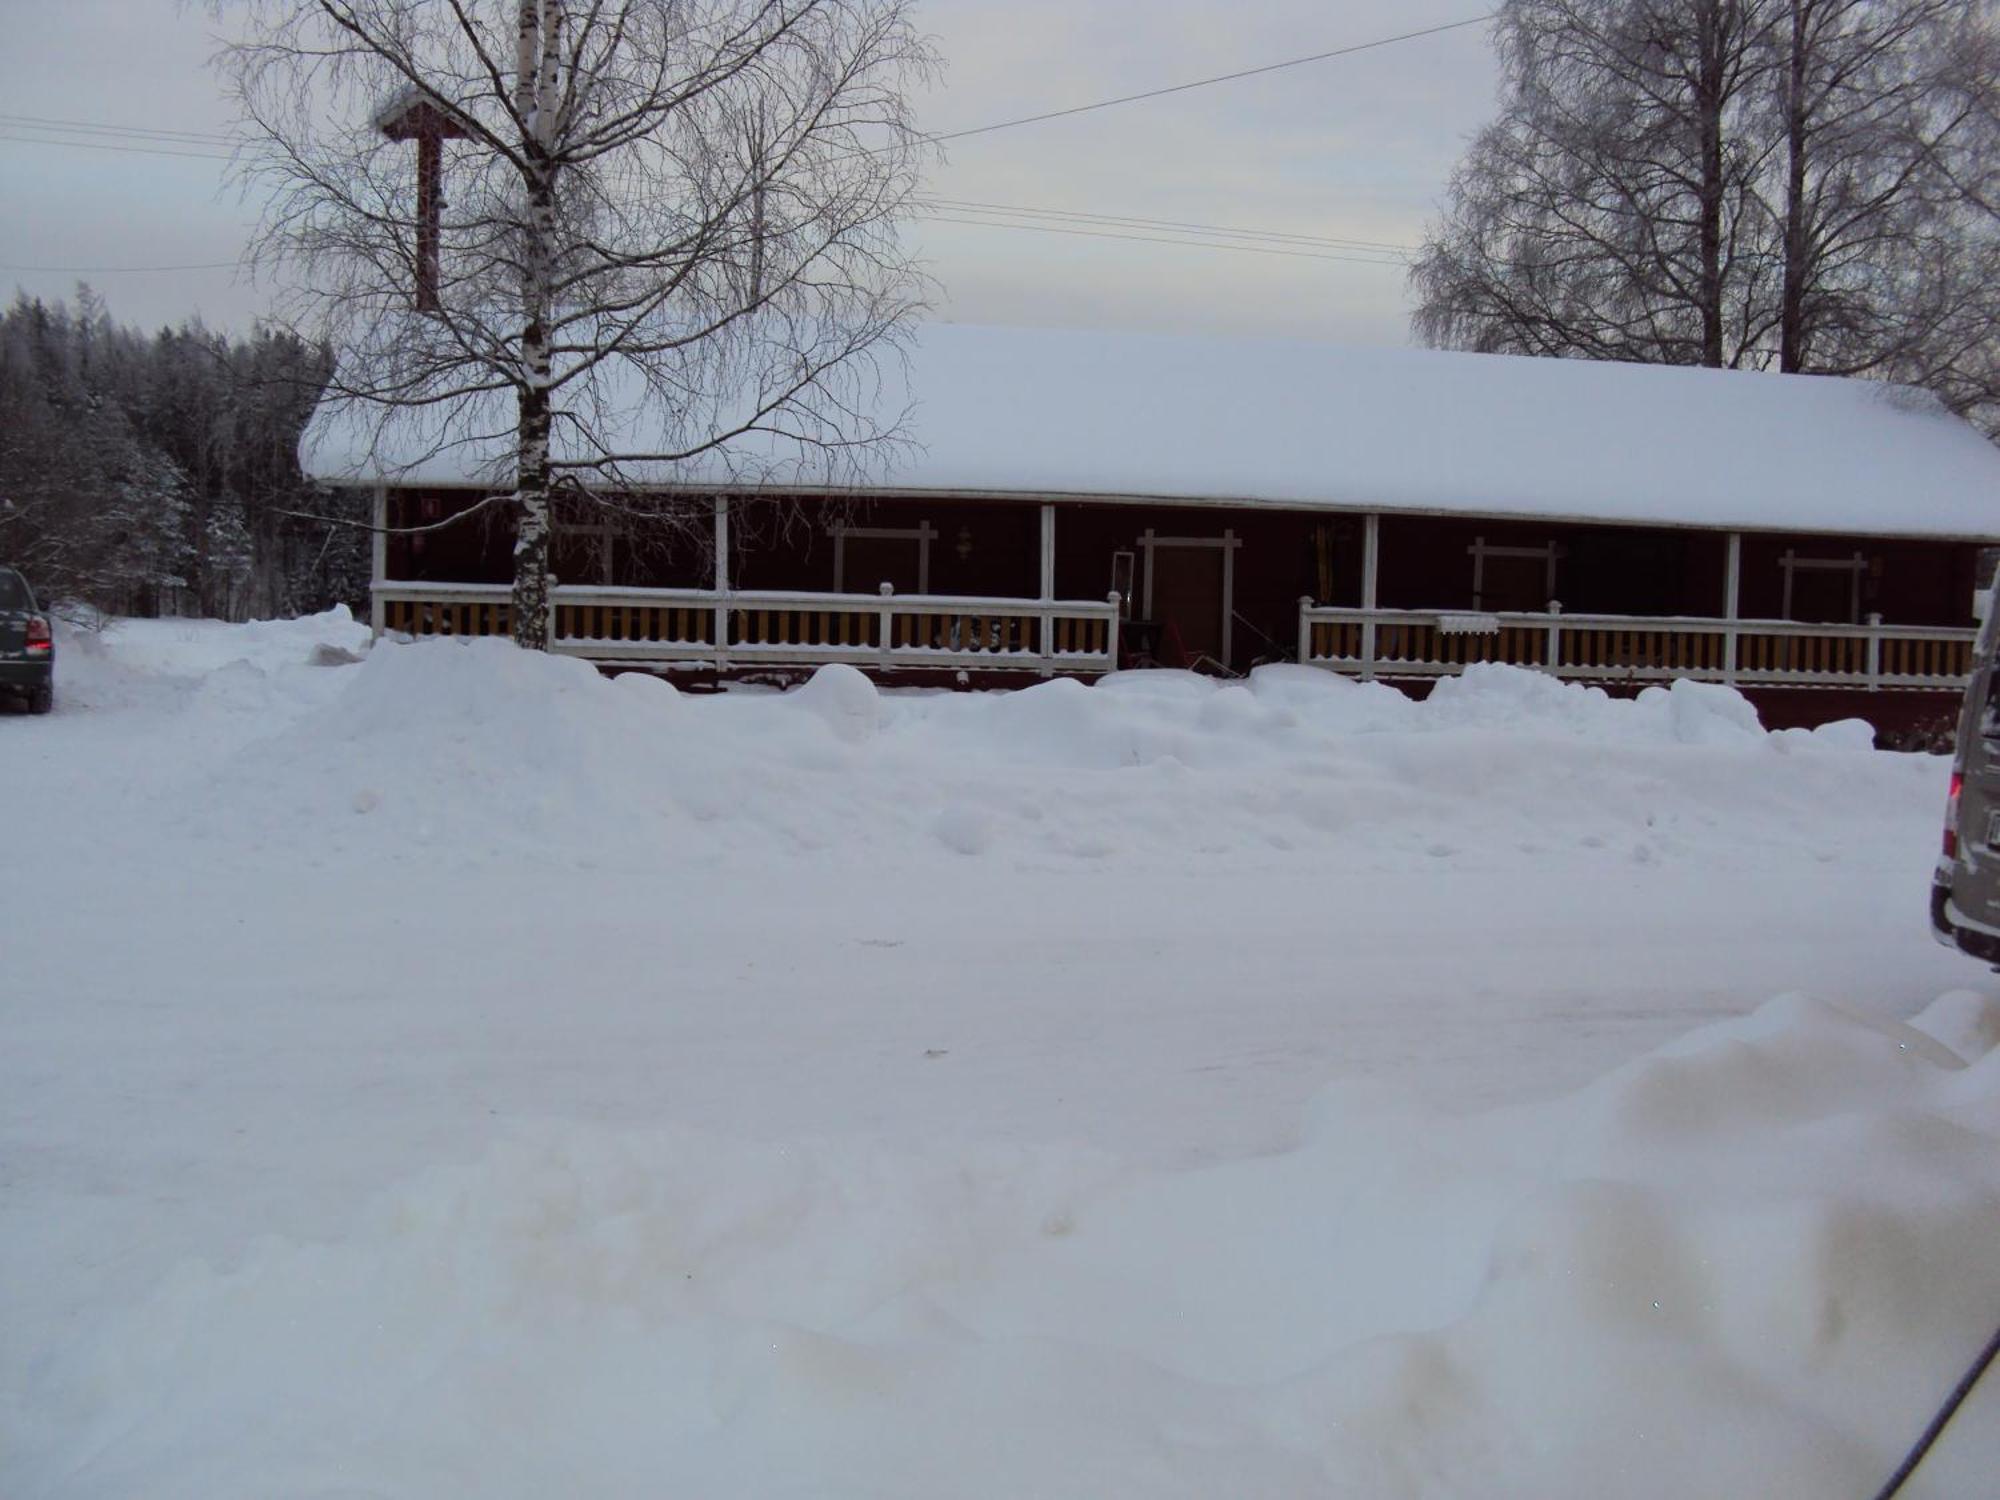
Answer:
[713, 496, 730, 668]
[713, 495, 730, 591]
[1361, 511, 1380, 681]
[1724, 531, 1741, 684]
[370, 484, 388, 636]
[1039, 503, 1056, 677]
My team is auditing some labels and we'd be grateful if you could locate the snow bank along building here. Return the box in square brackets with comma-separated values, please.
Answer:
[307, 324, 2000, 733]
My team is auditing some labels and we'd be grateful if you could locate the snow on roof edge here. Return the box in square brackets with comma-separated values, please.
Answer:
[301, 322, 2000, 543]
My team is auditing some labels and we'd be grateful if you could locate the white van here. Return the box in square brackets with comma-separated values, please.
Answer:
[1932, 582, 2000, 964]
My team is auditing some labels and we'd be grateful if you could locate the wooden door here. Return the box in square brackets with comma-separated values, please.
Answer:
[1150, 545, 1226, 667]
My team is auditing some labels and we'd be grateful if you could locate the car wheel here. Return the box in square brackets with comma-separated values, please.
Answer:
[28, 683, 53, 715]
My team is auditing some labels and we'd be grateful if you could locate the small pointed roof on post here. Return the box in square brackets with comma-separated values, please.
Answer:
[372, 86, 475, 142]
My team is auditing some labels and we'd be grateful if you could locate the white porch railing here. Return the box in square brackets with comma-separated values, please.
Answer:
[1297, 599, 1974, 691]
[375, 581, 1122, 675]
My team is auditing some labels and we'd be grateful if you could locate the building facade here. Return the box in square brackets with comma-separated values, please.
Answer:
[311, 325, 2000, 734]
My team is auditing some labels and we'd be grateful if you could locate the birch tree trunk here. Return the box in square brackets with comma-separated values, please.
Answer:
[1779, 0, 1813, 372]
[511, 0, 556, 651]
[1696, 3, 1731, 369]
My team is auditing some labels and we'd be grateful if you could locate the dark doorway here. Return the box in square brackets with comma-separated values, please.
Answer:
[838, 528, 929, 595]
[1149, 543, 1227, 667]
[1788, 563, 1862, 624]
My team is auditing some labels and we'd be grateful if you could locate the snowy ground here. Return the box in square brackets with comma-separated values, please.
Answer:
[3, 612, 1997, 1498]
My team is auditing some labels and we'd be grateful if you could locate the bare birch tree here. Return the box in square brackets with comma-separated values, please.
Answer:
[1412, 0, 1778, 368]
[1413, 0, 2000, 424]
[1759, 0, 1999, 411]
[218, 0, 936, 648]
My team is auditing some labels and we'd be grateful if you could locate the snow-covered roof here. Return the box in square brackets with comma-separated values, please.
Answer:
[302, 322, 2000, 540]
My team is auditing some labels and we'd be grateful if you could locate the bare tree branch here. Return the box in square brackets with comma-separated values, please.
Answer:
[216, 0, 938, 646]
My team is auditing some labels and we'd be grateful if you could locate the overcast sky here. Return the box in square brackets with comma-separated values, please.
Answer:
[0, 1, 1499, 343]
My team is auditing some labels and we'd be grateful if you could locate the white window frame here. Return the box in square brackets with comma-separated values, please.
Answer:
[1468, 537, 1561, 612]
[550, 514, 614, 584]
[1779, 549, 1866, 624]
[832, 522, 935, 594]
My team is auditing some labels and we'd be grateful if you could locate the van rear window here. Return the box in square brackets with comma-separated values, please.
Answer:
[0, 571, 31, 610]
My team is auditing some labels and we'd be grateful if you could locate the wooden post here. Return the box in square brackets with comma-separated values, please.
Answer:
[376, 94, 473, 315]
[878, 582, 895, 669]
[1220, 527, 1237, 669]
[1866, 611, 1882, 690]
[1545, 600, 1562, 674]
[1297, 595, 1313, 664]
[1361, 512, 1380, 682]
[713, 496, 730, 670]
[1724, 532, 1742, 685]
[415, 128, 443, 312]
[370, 484, 389, 637]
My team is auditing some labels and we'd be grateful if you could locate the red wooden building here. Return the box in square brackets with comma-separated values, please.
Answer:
[305, 325, 2000, 733]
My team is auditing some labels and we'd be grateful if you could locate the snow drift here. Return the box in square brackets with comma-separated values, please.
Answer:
[5, 619, 1993, 1500]
[14, 993, 1999, 1499]
[198, 638, 1892, 869]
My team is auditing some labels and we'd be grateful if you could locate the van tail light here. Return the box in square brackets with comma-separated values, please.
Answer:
[1944, 770, 1964, 859]
[24, 616, 51, 654]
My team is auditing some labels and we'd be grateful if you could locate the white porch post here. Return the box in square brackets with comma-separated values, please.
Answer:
[369, 484, 388, 637]
[1039, 503, 1056, 675]
[713, 496, 730, 670]
[1724, 532, 1741, 684]
[1361, 511, 1380, 682]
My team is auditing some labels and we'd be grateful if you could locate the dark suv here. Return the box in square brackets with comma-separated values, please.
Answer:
[0, 567, 54, 714]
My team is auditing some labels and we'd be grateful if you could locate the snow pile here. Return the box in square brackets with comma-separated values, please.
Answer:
[5, 617, 1991, 1500]
[1426, 665, 1766, 745]
[13, 995, 1997, 1499]
[53, 606, 372, 700]
[196, 641, 1902, 868]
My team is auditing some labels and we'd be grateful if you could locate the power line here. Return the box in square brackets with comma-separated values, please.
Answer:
[921, 12, 1496, 147]
[4, 204, 1411, 278]
[920, 208, 1408, 264]
[0, 140, 1418, 271]
[3, 207, 1407, 276]
[0, 261, 239, 274]
[0, 112, 237, 145]
[0, 131, 232, 164]
[1, 9, 1480, 277]
[0, 13, 1497, 170]
[919, 196, 1414, 256]
[921, 213, 1408, 267]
